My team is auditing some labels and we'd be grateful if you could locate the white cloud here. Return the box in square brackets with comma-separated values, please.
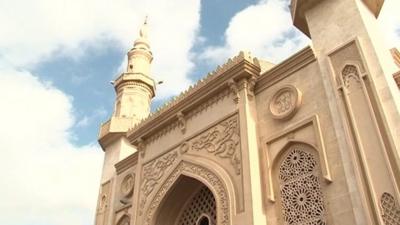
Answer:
[0, 1, 201, 225]
[379, 0, 400, 49]
[0, 69, 103, 225]
[199, 0, 310, 65]
[0, 0, 201, 99]
[200, 0, 400, 66]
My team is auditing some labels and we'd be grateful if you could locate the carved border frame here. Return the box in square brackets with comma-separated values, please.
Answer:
[261, 114, 332, 202]
[142, 159, 233, 225]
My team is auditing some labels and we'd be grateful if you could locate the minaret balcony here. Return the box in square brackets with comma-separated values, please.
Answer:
[114, 72, 156, 96]
[98, 116, 135, 149]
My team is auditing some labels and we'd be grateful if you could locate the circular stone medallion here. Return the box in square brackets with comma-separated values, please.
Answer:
[121, 174, 135, 197]
[269, 85, 302, 120]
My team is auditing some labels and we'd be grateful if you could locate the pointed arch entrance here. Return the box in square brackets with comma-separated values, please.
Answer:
[154, 176, 216, 225]
[143, 161, 231, 225]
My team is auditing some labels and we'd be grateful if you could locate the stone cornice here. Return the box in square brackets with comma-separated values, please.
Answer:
[255, 46, 316, 94]
[98, 117, 135, 150]
[127, 51, 261, 145]
[291, 0, 383, 37]
[290, 0, 322, 37]
[115, 151, 138, 175]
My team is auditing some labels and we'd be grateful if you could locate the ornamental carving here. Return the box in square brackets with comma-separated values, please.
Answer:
[180, 142, 190, 154]
[278, 145, 327, 225]
[228, 79, 239, 103]
[120, 174, 135, 198]
[381, 192, 400, 225]
[177, 111, 186, 134]
[143, 162, 230, 225]
[270, 85, 302, 120]
[137, 138, 146, 158]
[99, 194, 107, 212]
[184, 115, 241, 175]
[342, 65, 361, 89]
[139, 151, 178, 215]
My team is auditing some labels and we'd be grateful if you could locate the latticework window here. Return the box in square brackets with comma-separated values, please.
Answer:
[177, 186, 216, 225]
[381, 192, 400, 225]
[342, 64, 361, 88]
[278, 144, 327, 225]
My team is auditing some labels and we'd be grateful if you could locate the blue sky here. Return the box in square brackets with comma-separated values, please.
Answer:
[0, 0, 399, 225]
[30, 0, 261, 146]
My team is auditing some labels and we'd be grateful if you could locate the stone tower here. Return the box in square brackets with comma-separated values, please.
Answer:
[292, 0, 400, 224]
[113, 18, 155, 121]
[96, 19, 155, 225]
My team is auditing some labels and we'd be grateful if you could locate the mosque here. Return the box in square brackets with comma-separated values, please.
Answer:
[94, 0, 400, 224]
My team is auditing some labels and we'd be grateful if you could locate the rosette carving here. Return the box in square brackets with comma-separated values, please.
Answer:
[270, 85, 302, 120]
[120, 174, 135, 198]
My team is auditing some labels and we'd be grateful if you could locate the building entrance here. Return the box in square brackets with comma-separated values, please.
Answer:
[154, 176, 216, 225]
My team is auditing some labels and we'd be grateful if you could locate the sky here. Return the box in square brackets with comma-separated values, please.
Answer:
[0, 0, 399, 225]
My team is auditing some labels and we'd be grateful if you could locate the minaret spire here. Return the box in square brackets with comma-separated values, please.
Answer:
[108, 17, 156, 123]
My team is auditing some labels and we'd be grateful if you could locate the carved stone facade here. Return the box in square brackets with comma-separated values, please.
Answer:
[95, 1, 400, 225]
[182, 115, 241, 175]
[139, 151, 178, 215]
[269, 85, 302, 120]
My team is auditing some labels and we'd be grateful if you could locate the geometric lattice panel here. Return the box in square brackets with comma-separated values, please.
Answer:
[278, 144, 327, 225]
[381, 192, 400, 225]
[177, 186, 216, 225]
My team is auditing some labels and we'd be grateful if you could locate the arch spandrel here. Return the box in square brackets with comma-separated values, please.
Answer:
[142, 158, 235, 225]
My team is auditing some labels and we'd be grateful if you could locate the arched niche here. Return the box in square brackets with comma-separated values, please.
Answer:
[154, 176, 217, 225]
[267, 140, 331, 202]
[142, 160, 233, 225]
[271, 142, 328, 225]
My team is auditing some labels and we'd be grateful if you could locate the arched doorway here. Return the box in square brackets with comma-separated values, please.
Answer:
[154, 175, 216, 225]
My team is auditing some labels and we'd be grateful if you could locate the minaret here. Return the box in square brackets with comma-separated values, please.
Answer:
[96, 19, 156, 225]
[113, 17, 155, 122]
[98, 18, 155, 149]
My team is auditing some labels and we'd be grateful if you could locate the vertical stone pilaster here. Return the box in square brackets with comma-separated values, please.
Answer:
[237, 77, 266, 225]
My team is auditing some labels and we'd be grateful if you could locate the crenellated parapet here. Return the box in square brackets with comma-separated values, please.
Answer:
[126, 51, 263, 146]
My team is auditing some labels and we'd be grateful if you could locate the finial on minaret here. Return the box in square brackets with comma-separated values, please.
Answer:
[139, 15, 148, 39]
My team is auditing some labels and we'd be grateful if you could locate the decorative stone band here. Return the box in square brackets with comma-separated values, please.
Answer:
[138, 151, 178, 215]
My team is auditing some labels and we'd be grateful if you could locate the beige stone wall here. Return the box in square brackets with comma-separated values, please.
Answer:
[255, 57, 359, 224]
